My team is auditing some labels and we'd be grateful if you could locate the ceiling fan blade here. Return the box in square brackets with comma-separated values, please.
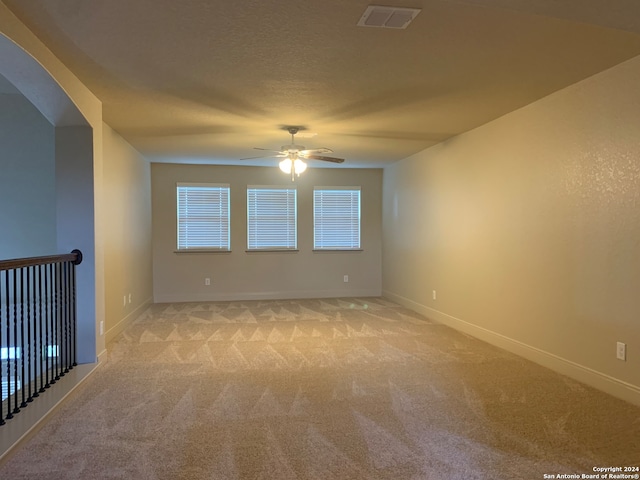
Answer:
[240, 146, 288, 160]
[239, 154, 286, 160]
[300, 147, 333, 155]
[302, 154, 345, 163]
[253, 147, 285, 153]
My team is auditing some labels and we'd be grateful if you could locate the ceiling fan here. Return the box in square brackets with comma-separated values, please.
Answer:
[241, 126, 344, 180]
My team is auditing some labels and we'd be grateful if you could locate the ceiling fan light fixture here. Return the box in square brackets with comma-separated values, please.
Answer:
[279, 158, 292, 174]
[279, 157, 307, 176]
[294, 158, 307, 175]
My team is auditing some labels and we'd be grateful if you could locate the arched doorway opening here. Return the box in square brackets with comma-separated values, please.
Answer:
[0, 33, 96, 364]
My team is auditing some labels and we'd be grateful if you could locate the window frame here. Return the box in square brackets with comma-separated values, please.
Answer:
[176, 182, 231, 252]
[246, 186, 298, 251]
[313, 186, 362, 251]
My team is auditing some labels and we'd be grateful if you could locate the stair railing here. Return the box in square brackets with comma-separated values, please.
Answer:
[0, 250, 82, 426]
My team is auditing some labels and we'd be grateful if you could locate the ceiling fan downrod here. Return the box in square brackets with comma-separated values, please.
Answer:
[287, 126, 299, 143]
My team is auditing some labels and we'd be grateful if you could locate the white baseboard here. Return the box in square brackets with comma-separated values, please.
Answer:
[96, 349, 107, 365]
[105, 297, 152, 344]
[153, 289, 382, 303]
[383, 290, 640, 407]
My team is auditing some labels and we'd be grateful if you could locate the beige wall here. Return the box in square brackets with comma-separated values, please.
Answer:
[382, 55, 640, 405]
[103, 123, 153, 341]
[152, 164, 382, 302]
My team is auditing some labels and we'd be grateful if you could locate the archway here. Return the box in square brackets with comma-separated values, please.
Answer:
[0, 33, 96, 364]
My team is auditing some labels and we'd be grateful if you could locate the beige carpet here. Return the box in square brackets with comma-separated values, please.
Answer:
[0, 297, 638, 479]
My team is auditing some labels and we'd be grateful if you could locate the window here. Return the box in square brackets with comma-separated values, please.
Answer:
[314, 187, 361, 250]
[177, 183, 230, 250]
[247, 186, 297, 250]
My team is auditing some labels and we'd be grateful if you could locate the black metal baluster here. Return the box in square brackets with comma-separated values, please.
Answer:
[58, 262, 65, 377]
[50, 263, 57, 385]
[60, 262, 65, 374]
[66, 261, 73, 371]
[52, 264, 57, 383]
[54, 263, 60, 382]
[63, 261, 69, 374]
[19, 268, 27, 409]
[26, 267, 33, 404]
[60, 262, 66, 376]
[4, 270, 12, 420]
[31, 266, 39, 399]
[71, 261, 77, 367]
[0, 271, 4, 425]
[32, 267, 38, 398]
[12, 269, 20, 415]
[35, 265, 42, 397]
[31, 265, 38, 399]
[38, 264, 45, 393]
[55, 263, 61, 379]
[51, 262, 57, 384]
[44, 263, 51, 389]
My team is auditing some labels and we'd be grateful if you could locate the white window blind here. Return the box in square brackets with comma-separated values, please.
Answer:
[177, 183, 230, 250]
[247, 187, 297, 250]
[314, 187, 361, 250]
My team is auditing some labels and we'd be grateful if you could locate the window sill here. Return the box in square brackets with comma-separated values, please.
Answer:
[245, 249, 299, 254]
[313, 249, 363, 253]
[174, 249, 231, 254]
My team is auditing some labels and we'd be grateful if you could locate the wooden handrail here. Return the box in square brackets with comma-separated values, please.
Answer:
[0, 249, 82, 271]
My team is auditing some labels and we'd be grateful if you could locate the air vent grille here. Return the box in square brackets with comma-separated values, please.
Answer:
[357, 5, 421, 29]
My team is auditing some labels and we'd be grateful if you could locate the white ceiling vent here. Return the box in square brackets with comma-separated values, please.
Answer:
[357, 5, 421, 29]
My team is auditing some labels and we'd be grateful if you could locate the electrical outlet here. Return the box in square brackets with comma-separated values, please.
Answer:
[205, 278, 211, 286]
[432, 290, 437, 300]
[617, 342, 626, 361]
[343, 275, 349, 283]
[128, 293, 132, 304]
[99, 321, 104, 336]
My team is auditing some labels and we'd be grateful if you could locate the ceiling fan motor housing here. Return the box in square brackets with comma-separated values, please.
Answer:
[281, 144, 306, 153]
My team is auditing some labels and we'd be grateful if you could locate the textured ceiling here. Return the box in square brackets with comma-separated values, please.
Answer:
[4, 0, 640, 167]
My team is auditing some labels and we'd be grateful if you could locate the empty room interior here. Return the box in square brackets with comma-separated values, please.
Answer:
[1, 1, 639, 478]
